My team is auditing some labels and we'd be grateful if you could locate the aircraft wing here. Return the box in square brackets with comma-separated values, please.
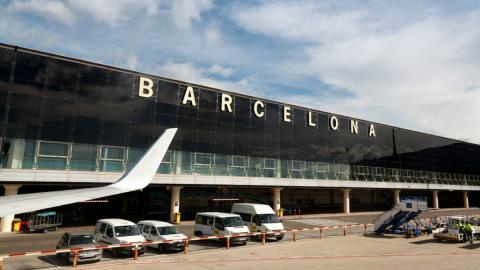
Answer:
[0, 128, 177, 217]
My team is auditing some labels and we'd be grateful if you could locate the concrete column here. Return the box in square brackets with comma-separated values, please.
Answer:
[169, 186, 182, 223]
[272, 187, 282, 215]
[393, 190, 401, 204]
[432, 190, 439, 209]
[1, 184, 22, 232]
[342, 189, 351, 214]
[463, 191, 469, 209]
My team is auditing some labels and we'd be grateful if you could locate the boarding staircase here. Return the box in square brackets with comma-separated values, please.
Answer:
[374, 197, 428, 234]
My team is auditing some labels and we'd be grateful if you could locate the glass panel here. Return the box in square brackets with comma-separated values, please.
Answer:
[100, 160, 123, 172]
[231, 156, 246, 167]
[127, 147, 145, 170]
[37, 157, 67, 170]
[194, 153, 211, 165]
[71, 144, 97, 171]
[39, 142, 68, 156]
[101, 146, 124, 160]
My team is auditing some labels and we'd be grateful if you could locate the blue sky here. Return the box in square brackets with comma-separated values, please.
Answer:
[1, 0, 480, 143]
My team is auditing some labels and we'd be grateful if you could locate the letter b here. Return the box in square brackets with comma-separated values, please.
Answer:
[139, 77, 154, 97]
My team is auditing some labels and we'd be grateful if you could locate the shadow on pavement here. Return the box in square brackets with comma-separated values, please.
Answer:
[363, 233, 398, 239]
[459, 243, 480, 249]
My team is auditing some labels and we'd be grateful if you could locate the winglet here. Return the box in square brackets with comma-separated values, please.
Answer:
[110, 128, 178, 191]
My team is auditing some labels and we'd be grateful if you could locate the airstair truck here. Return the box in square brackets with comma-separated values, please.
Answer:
[374, 197, 428, 234]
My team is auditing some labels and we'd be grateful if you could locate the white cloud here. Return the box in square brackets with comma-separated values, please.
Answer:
[170, 0, 214, 29]
[66, 0, 160, 26]
[8, 0, 75, 25]
[232, 2, 480, 143]
[155, 60, 249, 94]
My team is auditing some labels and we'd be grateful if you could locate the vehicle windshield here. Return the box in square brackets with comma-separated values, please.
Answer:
[158, 226, 179, 235]
[69, 235, 97, 246]
[256, 214, 279, 224]
[114, 225, 140, 237]
[222, 217, 244, 227]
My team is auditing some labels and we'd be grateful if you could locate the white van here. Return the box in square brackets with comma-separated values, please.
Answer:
[94, 219, 146, 256]
[231, 203, 285, 240]
[137, 220, 187, 251]
[194, 212, 250, 245]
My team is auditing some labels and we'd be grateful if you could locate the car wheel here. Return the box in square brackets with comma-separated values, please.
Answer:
[276, 235, 284, 241]
[242, 241, 247, 246]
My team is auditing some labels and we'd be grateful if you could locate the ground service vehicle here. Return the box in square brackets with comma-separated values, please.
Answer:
[231, 203, 285, 240]
[433, 216, 479, 242]
[94, 219, 145, 256]
[56, 233, 102, 264]
[194, 212, 250, 245]
[137, 220, 187, 251]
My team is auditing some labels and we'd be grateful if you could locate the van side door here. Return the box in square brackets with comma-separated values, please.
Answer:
[205, 216, 214, 236]
[214, 217, 225, 235]
[105, 225, 114, 244]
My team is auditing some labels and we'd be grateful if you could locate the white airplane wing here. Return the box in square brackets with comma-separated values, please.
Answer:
[0, 128, 178, 217]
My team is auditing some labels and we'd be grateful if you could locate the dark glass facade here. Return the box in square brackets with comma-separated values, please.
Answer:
[1, 44, 479, 185]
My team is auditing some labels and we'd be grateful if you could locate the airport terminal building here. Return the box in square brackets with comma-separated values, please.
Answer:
[1, 44, 479, 230]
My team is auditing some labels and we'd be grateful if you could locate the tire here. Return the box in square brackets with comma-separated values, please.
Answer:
[276, 235, 284, 241]
[194, 231, 202, 237]
[158, 244, 165, 252]
[111, 248, 118, 257]
[242, 241, 247, 246]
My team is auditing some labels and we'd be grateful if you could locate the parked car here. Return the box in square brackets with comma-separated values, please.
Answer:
[194, 212, 250, 246]
[94, 219, 145, 256]
[56, 233, 102, 264]
[232, 203, 285, 240]
[137, 220, 187, 252]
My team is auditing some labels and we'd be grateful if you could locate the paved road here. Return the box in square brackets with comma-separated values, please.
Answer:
[6, 231, 480, 270]
[0, 208, 480, 254]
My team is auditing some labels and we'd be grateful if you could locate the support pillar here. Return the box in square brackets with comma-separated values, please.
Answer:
[432, 190, 439, 209]
[463, 191, 469, 209]
[393, 190, 400, 204]
[169, 186, 182, 223]
[272, 187, 282, 215]
[342, 189, 351, 214]
[1, 184, 22, 232]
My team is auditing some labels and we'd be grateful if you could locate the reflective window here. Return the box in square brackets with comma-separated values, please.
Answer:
[71, 144, 97, 171]
[100, 146, 124, 172]
[37, 141, 69, 170]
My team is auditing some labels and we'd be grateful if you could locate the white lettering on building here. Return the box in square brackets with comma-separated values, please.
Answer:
[253, 100, 265, 118]
[221, 94, 233, 112]
[329, 116, 339, 130]
[308, 111, 316, 127]
[283, 106, 291, 122]
[369, 124, 376, 137]
[182, 86, 197, 106]
[350, 119, 359, 134]
[136, 81, 378, 138]
[138, 77, 154, 97]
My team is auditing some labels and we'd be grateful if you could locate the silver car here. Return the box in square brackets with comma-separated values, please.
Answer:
[56, 233, 103, 264]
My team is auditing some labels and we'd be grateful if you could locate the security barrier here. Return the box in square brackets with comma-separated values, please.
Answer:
[0, 222, 374, 269]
